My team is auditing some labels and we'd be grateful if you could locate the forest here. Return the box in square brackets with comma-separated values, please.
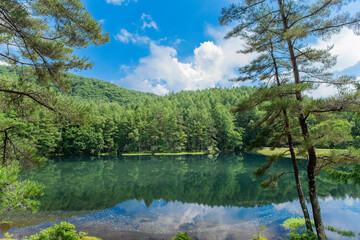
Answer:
[1, 65, 359, 156]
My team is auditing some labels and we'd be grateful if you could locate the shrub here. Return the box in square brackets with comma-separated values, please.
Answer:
[27, 222, 87, 240]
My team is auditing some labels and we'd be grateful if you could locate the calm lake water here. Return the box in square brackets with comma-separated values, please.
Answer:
[1, 154, 360, 240]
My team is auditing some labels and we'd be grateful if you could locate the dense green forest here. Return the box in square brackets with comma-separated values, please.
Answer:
[0, 65, 260, 155]
[0, 65, 358, 156]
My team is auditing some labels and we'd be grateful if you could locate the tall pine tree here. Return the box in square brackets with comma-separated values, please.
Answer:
[220, 1, 360, 239]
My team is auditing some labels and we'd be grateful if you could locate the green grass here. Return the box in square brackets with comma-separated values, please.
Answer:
[252, 147, 347, 159]
[121, 152, 153, 156]
[122, 152, 206, 156]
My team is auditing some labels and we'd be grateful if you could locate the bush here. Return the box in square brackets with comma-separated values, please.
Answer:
[27, 222, 87, 240]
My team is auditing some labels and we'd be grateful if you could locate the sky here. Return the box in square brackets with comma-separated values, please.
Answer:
[72, 0, 360, 96]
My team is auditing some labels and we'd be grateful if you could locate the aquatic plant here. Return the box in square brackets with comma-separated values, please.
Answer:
[283, 217, 314, 229]
[284, 218, 356, 238]
[325, 226, 355, 237]
[289, 230, 317, 240]
[171, 231, 195, 240]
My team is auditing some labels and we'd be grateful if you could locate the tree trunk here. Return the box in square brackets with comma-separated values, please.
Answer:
[277, 0, 328, 239]
[269, 41, 313, 232]
[283, 110, 313, 232]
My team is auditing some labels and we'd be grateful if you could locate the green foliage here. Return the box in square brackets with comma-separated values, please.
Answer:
[221, 1, 360, 238]
[3, 65, 360, 158]
[64, 73, 157, 104]
[283, 218, 314, 230]
[27, 222, 87, 240]
[61, 126, 104, 156]
[0, 0, 109, 86]
[0, 66, 258, 156]
[0, 163, 43, 214]
[289, 231, 318, 240]
[0, 0, 108, 213]
[284, 218, 356, 238]
[170, 231, 195, 240]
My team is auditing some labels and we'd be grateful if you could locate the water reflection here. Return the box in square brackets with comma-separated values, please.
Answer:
[2, 154, 360, 239]
[3, 198, 360, 240]
[20, 154, 360, 211]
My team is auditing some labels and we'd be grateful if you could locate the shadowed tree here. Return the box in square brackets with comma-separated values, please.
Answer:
[0, 0, 109, 212]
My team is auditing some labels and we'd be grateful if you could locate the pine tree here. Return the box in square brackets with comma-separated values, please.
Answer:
[220, 1, 360, 239]
[0, 0, 109, 211]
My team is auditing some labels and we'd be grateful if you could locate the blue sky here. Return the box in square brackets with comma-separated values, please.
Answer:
[73, 0, 360, 95]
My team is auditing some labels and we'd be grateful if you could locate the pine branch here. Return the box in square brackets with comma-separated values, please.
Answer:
[0, 85, 58, 113]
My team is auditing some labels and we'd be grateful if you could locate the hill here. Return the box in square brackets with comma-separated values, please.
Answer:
[0, 65, 157, 105]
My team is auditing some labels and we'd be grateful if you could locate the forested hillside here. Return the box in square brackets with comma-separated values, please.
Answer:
[0, 65, 358, 156]
[54, 86, 260, 155]
[0, 66, 157, 105]
[0, 66, 260, 155]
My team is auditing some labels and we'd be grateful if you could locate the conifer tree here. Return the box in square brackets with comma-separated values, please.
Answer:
[0, 0, 109, 211]
[220, 1, 360, 239]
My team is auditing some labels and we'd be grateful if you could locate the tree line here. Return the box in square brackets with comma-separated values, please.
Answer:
[0, 67, 257, 156]
[2, 65, 359, 157]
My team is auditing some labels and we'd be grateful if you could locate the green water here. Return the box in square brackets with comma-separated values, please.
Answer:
[3, 154, 360, 239]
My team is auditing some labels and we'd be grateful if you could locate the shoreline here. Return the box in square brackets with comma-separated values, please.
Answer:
[121, 151, 207, 156]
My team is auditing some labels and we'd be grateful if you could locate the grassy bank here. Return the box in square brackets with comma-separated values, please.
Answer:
[121, 151, 206, 156]
[253, 147, 347, 159]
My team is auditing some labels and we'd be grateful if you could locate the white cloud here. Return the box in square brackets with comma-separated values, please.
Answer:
[115, 41, 250, 95]
[0, 60, 10, 66]
[306, 84, 338, 99]
[105, 0, 137, 5]
[306, 28, 360, 99]
[140, 13, 159, 31]
[314, 28, 360, 72]
[114, 25, 255, 95]
[114, 29, 150, 44]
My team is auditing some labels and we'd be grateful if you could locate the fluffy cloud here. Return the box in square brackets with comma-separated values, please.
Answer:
[314, 28, 360, 72]
[115, 29, 150, 44]
[305, 84, 339, 99]
[0, 60, 10, 66]
[305, 28, 360, 99]
[115, 39, 253, 95]
[141, 14, 159, 31]
[105, 0, 137, 5]
[114, 24, 359, 96]
[114, 25, 254, 95]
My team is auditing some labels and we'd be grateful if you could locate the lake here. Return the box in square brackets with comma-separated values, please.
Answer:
[1, 154, 360, 240]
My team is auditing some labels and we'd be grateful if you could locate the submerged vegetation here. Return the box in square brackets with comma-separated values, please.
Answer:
[283, 217, 357, 238]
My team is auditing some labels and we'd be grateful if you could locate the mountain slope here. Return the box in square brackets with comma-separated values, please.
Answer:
[0, 65, 157, 105]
